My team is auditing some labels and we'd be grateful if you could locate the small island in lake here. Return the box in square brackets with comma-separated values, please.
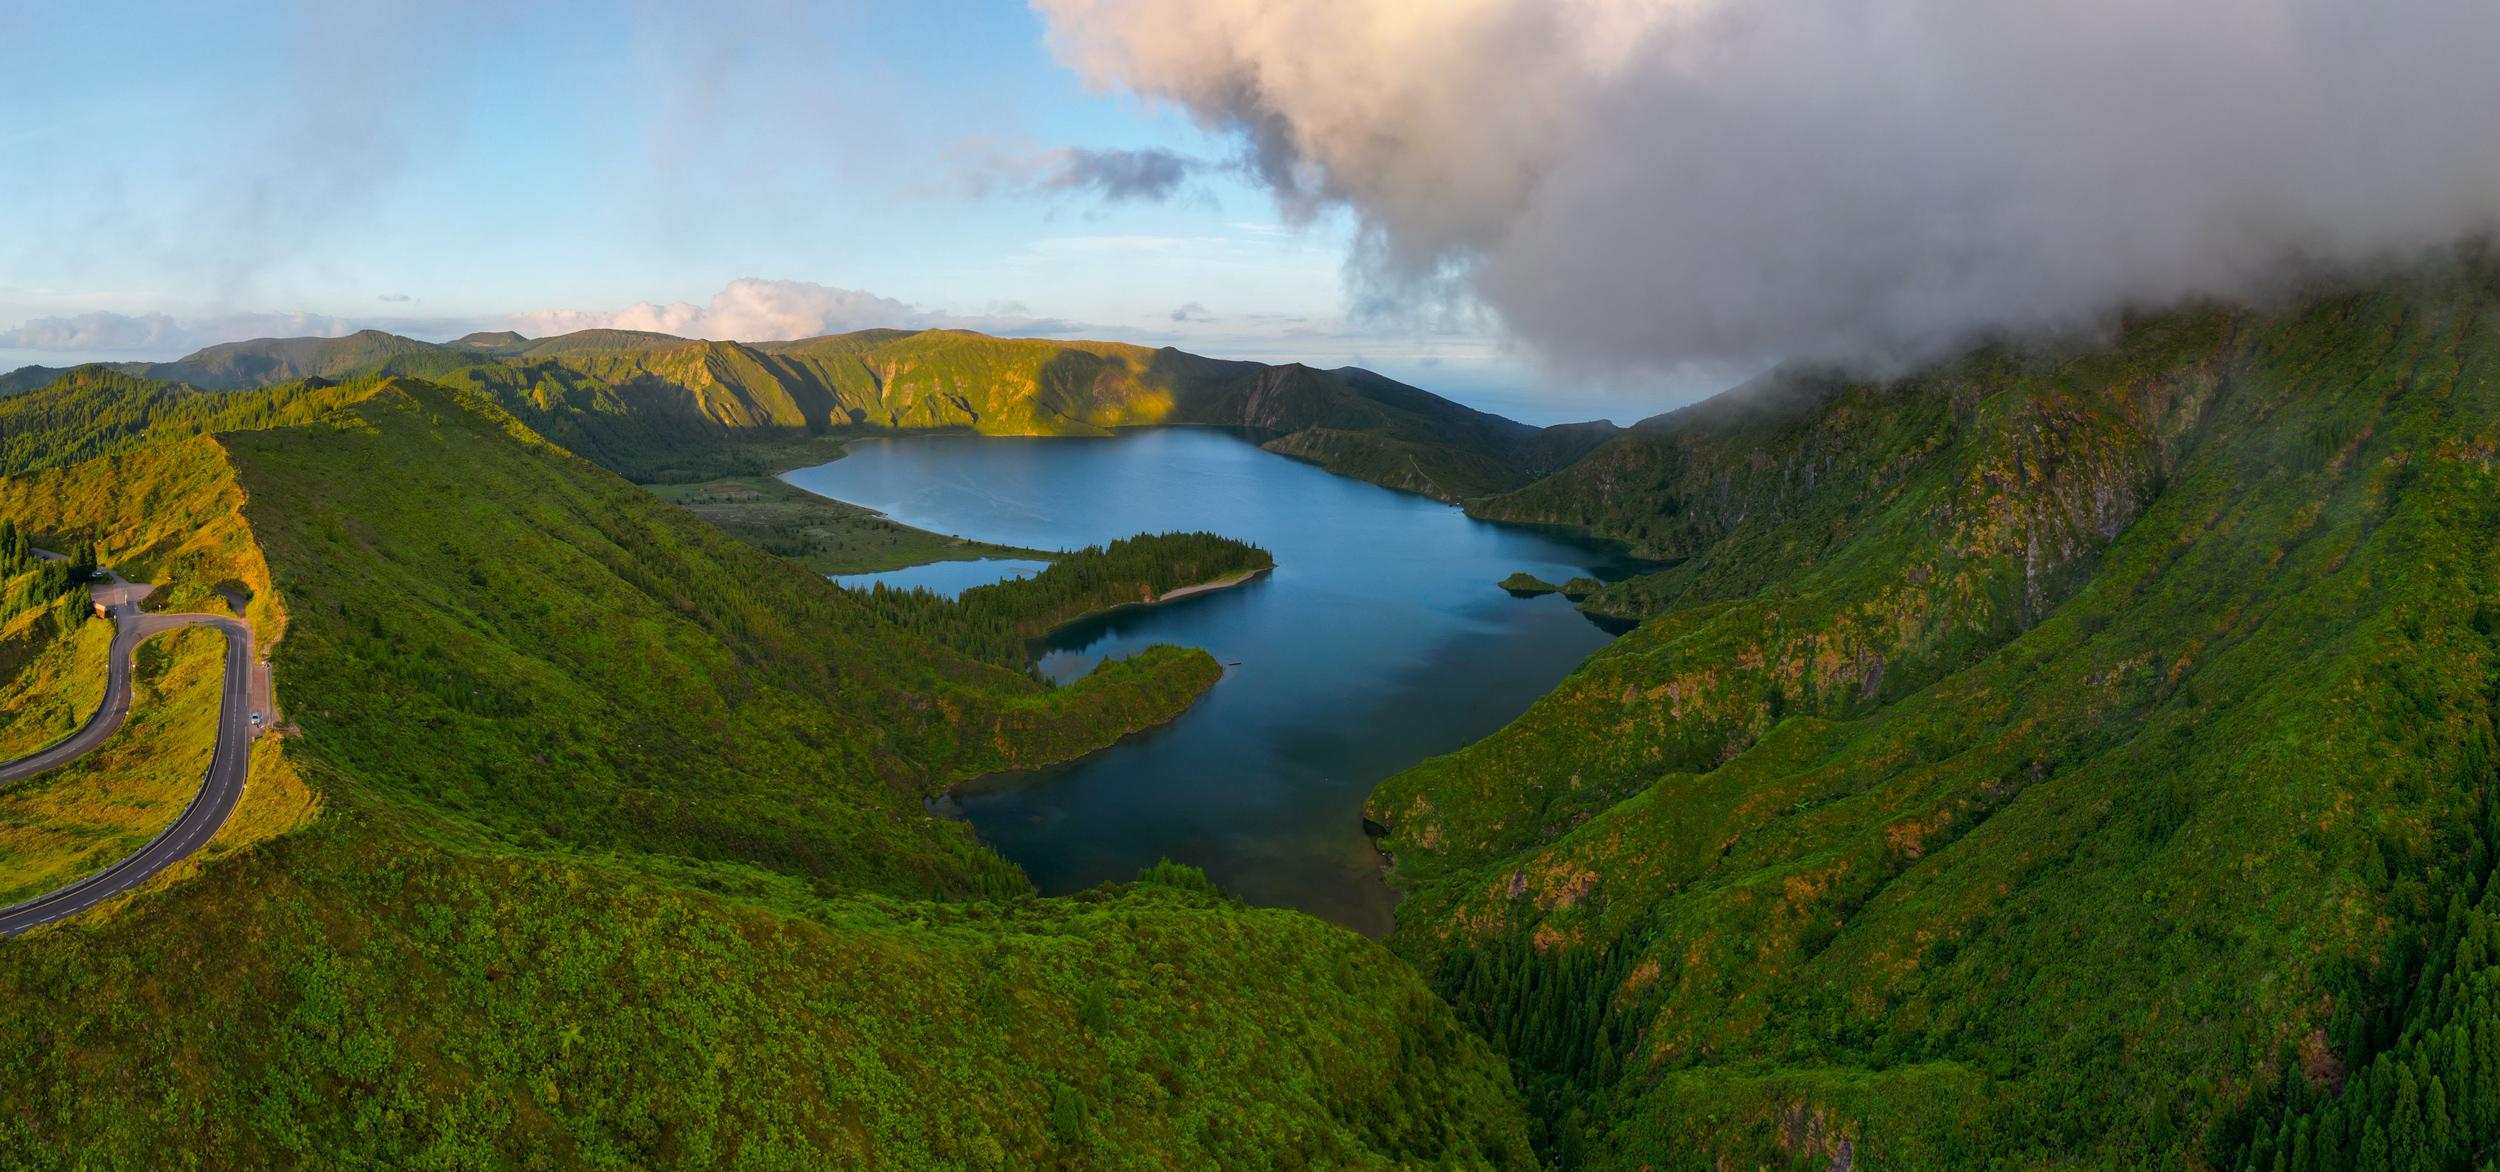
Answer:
[1500, 571, 1561, 595]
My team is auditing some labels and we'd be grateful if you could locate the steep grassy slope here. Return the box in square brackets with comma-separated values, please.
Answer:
[1377, 261, 2500, 1167]
[0, 375, 1536, 1165]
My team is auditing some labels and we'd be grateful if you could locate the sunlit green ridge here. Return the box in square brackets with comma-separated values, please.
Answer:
[4, 327, 1622, 499]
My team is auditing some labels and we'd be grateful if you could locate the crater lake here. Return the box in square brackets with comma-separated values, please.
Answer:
[786, 427, 1641, 935]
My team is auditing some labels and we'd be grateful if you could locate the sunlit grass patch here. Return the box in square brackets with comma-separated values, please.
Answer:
[0, 604, 109, 763]
[0, 625, 225, 906]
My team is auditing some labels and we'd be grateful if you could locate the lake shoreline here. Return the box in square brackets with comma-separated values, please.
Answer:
[783, 428, 1640, 936]
[1033, 566, 1274, 638]
[945, 567, 1274, 799]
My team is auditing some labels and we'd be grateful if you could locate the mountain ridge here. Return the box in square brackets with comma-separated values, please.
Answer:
[2, 328, 1621, 501]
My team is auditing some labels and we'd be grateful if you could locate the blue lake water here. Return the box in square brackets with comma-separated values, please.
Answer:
[831, 557, 1053, 599]
[784, 429, 1643, 935]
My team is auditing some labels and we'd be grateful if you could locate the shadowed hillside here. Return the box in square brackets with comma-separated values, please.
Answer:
[1373, 254, 2500, 1167]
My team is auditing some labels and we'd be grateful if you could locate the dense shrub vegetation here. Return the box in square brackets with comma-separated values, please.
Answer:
[1373, 254, 2500, 1166]
[0, 367, 369, 478]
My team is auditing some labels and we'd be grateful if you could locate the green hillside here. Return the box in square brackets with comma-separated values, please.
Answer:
[0, 624, 225, 906]
[0, 374, 1533, 1166]
[1368, 257, 2500, 1166]
[1, 328, 1621, 500]
[0, 597, 111, 761]
[0, 366, 372, 479]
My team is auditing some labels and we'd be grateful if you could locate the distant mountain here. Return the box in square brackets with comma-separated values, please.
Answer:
[141, 329, 441, 388]
[0, 366, 74, 395]
[0, 328, 1620, 499]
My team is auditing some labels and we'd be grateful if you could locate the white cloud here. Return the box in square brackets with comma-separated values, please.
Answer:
[2, 310, 364, 354]
[505, 278, 1087, 341]
[1037, 0, 2500, 368]
[0, 279, 1092, 362]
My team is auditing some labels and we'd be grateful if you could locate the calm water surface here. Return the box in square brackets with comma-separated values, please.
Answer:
[785, 429, 1640, 935]
[831, 557, 1052, 598]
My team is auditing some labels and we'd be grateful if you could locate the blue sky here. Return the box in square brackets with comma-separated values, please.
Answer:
[0, 0, 1714, 424]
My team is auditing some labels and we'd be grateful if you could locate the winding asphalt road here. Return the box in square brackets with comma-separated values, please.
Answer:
[0, 574, 262, 937]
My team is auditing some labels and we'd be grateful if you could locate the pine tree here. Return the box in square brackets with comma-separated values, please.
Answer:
[2478, 995, 2500, 1137]
[2446, 1027, 2471, 1144]
[2425, 1076, 2452, 1170]
[2389, 1062, 2422, 1172]
[2360, 1115, 2390, 1172]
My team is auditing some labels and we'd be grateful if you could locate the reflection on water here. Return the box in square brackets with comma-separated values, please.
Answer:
[831, 557, 1052, 599]
[786, 429, 1645, 935]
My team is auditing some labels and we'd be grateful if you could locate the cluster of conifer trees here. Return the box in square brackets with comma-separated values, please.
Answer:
[2241, 865, 2500, 1172]
[1435, 926, 1658, 1168]
[0, 518, 93, 622]
[0, 367, 364, 478]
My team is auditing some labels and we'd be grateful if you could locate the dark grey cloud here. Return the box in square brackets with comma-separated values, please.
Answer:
[1049, 147, 1198, 202]
[938, 138, 1204, 205]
